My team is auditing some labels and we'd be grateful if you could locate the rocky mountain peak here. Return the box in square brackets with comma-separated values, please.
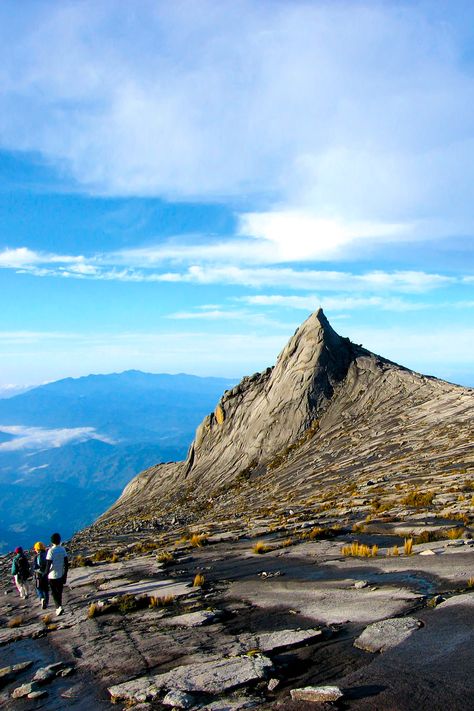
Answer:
[179, 309, 356, 484]
[92, 309, 472, 536]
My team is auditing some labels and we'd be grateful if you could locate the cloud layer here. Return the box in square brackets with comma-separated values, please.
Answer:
[0, 425, 114, 452]
[1, 0, 474, 245]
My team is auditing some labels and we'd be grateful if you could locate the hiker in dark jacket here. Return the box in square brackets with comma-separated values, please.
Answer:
[33, 541, 49, 609]
[11, 546, 30, 599]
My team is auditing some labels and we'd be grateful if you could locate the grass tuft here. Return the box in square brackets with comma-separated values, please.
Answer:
[189, 533, 209, 548]
[402, 490, 435, 508]
[7, 616, 23, 628]
[446, 527, 464, 540]
[252, 541, 271, 554]
[157, 551, 175, 566]
[404, 538, 413, 555]
[88, 603, 98, 619]
[193, 574, 205, 588]
[149, 594, 175, 608]
[341, 541, 378, 557]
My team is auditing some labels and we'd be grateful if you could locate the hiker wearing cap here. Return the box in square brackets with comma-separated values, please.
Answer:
[33, 541, 49, 609]
[11, 546, 30, 599]
[45, 532, 68, 616]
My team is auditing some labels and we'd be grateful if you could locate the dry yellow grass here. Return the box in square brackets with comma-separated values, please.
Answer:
[7, 616, 23, 628]
[446, 527, 464, 540]
[404, 538, 413, 555]
[88, 603, 98, 619]
[149, 594, 175, 607]
[386, 545, 400, 557]
[341, 541, 378, 557]
[193, 574, 205, 587]
[189, 533, 209, 548]
[157, 551, 174, 566]
[252, 541, 271, 554]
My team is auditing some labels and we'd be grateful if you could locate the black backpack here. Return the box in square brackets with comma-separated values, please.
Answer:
[17, 555, 31, 581]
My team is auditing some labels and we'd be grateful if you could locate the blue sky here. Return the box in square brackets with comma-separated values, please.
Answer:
[0, 0, 473, 390]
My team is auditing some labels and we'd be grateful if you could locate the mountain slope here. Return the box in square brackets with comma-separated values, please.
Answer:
[91, 309, 473, 537]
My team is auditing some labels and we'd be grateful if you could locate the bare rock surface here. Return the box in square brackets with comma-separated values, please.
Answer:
[240, 628, 322, 653]
[160, 609, 221, 627]
[354, 617, 422, 653]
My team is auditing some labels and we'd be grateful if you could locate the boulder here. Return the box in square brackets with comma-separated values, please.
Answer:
[162, 689, 196, 708]
[27, 689, 48, 699]
[109, 654, 273, 703]
[253, 628, 322, 653]
[11, 682, 40, 699]
[290, 685, 343, 702]
[33, 661, 70, 684]
[0, 661, 33, 687]
[354, 616, 422, 653]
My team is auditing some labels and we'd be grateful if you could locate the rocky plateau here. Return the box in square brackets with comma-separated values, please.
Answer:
[0, 309, 473, 710]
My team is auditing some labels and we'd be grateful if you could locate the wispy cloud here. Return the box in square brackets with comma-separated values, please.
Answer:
[154, 265, 456, 293]
[0, 247, 84, 268]
[1, 243, 460, 294]
[241, 294, 428, 312]
[0, 425, 115, 452]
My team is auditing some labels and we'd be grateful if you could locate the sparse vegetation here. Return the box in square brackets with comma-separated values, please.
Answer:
[252, 541, 271, 554]
[446, 527, 464, 540]
[71, 554, 93, 567]
[132, 540, 159, 555]
[193, 574, 205, 587]
[157, 551, 175, 566]
[149, 594, 175, 607]
[189, 533, 209, 548]
[402, 490, 435, 508]
[386, 545, 400, 556]
[7, 616, 23, 628]
[88, 603, 99, 618]
[404, 538, 413, 555]
[341, 542, 378, 557]
[467, 577, 474, 588]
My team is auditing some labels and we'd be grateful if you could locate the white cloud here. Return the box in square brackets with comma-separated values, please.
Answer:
[238, 212, 412, 261]
[0, 425, 114, 452]
[1, 244, 459, 294]
[242, 294, 427, 312]
[157, 265, 455, 293]
[0, 247, 85, 269]
[1, 0, 474, 245]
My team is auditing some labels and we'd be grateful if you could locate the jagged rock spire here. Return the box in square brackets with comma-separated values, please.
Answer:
[183, 309, 355, 483]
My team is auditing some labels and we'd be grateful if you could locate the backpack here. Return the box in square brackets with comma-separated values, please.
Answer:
[17, 555, 31, 581]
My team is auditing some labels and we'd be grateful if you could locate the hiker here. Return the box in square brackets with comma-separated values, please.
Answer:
[45, 532, 69, 616]
[32, 541, 49, 609]
[11, 546, 30, 599]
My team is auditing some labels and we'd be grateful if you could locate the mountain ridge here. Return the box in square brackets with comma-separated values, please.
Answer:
[86, 310, 472, 543]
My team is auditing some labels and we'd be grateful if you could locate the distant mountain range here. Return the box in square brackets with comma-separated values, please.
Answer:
[0, 370, 237, 553]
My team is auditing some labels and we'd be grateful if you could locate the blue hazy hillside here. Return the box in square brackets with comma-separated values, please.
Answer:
[0, 370, 237, 554]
